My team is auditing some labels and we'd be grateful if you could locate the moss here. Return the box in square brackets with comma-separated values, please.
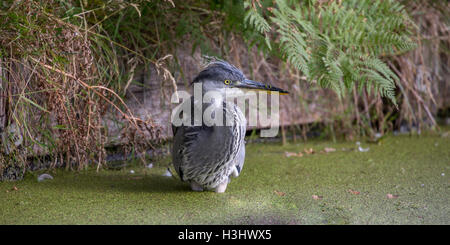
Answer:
[0, 133, 449, 224]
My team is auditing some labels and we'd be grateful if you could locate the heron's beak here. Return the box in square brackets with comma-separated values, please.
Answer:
[234, 79, 289, 95]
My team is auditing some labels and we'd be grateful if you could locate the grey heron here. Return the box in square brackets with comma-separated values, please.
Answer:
[171, 61, 288, 193]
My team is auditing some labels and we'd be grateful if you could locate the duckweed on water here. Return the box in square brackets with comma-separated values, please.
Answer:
[0, 133, 448, 224]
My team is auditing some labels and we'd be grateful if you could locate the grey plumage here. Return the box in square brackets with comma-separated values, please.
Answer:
[171, 60, 288, 193]
[172, 100, 246, 191]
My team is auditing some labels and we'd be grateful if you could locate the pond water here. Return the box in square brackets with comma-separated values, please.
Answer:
[0, 132, 448, 224]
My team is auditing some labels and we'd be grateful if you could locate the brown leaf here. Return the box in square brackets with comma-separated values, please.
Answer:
[312, 195, 323, 200]
[12, 186, 18, 191]
[387, 194, 399, 199]
[284, 151, 303, 157]
[129, 176, 143, 180]
[274, 190, 286, 196]
[304, 148, 315, 154]
[284, 152, 295, 157]
[348, 189, 360, 195]
[341, 147, 355, 152]
[324, 147, 336, 153]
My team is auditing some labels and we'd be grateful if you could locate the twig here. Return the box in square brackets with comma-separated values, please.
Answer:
[29, 57, 143, 133]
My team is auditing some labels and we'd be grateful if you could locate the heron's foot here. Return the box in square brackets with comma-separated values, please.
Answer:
[215, 181, 228, 193]
[190, 182, 204, 192]
[231, 165, 239, 178]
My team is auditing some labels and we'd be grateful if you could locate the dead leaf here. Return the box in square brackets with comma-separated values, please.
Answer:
[284, 151, 295, 157]
[341, 147, 355, 152]
[11, 186, 18, 191]
[324, 147, 336, 153]
[274, 190, 286, 196]
[304, 148, 315, 154]
[284, 151, 303, 157]
[129, 176, 143, 180]
[312, 195, 323, 200]
[387, 194, 399, 199]
[129, 3, 141, 17]
[348, 189, 360, 195]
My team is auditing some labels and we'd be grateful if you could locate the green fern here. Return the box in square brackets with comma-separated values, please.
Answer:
[244, 0, 418, 105]
[243, 1, 272, 50]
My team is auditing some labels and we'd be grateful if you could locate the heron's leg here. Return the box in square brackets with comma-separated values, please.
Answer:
[215, 181, 228, 193]
[190, 181, 204, 192]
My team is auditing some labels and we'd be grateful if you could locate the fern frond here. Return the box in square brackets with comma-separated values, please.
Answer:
[244, 8, 271, 34]
[268, 0, 416, 104]
[243, 1, 272, 50]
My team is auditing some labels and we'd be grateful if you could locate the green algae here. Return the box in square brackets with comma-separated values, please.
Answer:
[0, 133, 448, 224]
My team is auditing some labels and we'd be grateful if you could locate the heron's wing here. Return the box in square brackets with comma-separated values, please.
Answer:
[171, 124, 183, 179]
[235, 140, 245, 175]
[172, 95, 197, 179]
[171, 98, 188, 179]
[172, 100, 238, 182]
[173, 124, 236, 180]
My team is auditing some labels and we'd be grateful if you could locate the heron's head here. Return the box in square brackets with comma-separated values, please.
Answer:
[192, 61, 289, 95]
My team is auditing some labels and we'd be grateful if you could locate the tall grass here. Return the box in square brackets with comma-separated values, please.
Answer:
[0, 0, 167, 179]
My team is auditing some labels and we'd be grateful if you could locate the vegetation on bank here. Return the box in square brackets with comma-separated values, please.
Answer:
[0, 0, 448, 178]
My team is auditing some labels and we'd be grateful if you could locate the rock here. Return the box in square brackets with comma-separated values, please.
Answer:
[37, 174, 53, 182]
[356, 141, 369, 152]
[358, 146, 370, 152]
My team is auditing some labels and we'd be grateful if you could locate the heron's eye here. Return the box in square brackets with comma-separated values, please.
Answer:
[224, 80, 231, 85]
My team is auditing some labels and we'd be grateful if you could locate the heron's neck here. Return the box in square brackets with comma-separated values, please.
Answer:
[195, 93, 246, 127]
[223, 99, 246, 128]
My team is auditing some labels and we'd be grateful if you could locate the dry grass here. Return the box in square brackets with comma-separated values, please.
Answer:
[0, 0, 164, 178]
